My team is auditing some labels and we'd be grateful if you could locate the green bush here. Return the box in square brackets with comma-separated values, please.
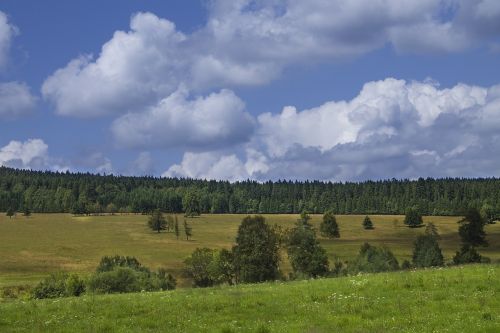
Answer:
[347, 243, 399, 274]
[453, 245, 485, 265]
[412, 235, 444, 267]
[87, 267, 144, 294]
[96, 255, 150, 273]
[31, 273, 72, 299]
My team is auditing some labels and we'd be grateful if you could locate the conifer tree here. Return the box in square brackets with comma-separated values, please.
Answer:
[320, 211, 340, 238]
[362, 216, 374, 230]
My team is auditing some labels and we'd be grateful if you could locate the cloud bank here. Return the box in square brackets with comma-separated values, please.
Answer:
[166, 78, 500, 181]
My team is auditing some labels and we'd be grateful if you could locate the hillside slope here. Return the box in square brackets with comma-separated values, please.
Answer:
[1, 265, 499, 332]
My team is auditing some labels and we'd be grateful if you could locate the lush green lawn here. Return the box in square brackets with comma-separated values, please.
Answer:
[0, 264, 498, 332]
[0, 213, 499, 287]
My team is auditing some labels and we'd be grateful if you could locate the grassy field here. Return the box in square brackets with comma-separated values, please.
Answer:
[0, 264, 498, 332]
[0, 213, 499, 287]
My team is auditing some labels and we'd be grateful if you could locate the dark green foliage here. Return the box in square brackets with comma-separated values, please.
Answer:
[31, 273, 85, 299]
[6, 207, 14, 218]
[209, 249, 235, 285]
[184, 248, 217, 287]
[348, 243, 399, 274]
[362, 216, 374, 230]
[412, 235, 444, 267]
[148, 209, 167, 233]
[320, 211, 340, 238]
[2, 167, 500, 216]
[401, 260, 412, 270]
[287, 227, 329, 278]
[23, 207, 31, 217]
[458, 208, 488, 247]
[96, 255, 149, 274]
[480, 203, 497, 224]
[453, 245, 484, 264]
[404, 208, 423, 228]
[232, 216, 280, 283]
[424, 222, 440, 239]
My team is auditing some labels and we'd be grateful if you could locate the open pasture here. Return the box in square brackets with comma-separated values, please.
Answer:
[0, 213, 499, 287]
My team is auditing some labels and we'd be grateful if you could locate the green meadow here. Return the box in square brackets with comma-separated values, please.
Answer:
[0, 213, 499, 287]
[0, 264, 499, 332]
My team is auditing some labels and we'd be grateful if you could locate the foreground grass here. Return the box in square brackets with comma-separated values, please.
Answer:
[1, 265, 499, 332]
[1, 213, 499, 287]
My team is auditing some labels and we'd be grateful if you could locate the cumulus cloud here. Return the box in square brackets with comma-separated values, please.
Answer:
[43, 1, 500, 119]
[0, 82, 37, 119]
[165, 78, 500, 181]
[111, 88, 254, 149]
[0, 139, 49, 169]
[130, 151, 155, 175]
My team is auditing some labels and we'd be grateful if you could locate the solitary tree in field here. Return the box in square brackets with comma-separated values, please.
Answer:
[23, 207, 31, 218]
[404, 208, 423, 228]
[320, 211, 340, 238]
[184, 219, 192, 240]
[166, 215, 174, 232]
[232, 215, 280, 283]
[458, 208, 487, 247]
[148, 209, 167, 233]
[362, 216, 374, 230]
[174, 216, 180, 240]
[6, 208, 15, 219]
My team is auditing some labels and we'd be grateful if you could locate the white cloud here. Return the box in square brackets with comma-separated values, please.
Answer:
[165, 78, 500, 181]
[130, 151, 154, 175]
[0, 82, 37, 119]
[0, 11, 17, 69]
[43, 1, 500, 119]
[0, 139, 49, 169]
[163, 151, 250, 182]
[111, 88, 254, 149]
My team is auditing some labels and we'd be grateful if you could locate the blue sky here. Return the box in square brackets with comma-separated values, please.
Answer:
[1, 0, 500, 181]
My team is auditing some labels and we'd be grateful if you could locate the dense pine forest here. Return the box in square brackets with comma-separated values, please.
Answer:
[0, 167, 499, 215]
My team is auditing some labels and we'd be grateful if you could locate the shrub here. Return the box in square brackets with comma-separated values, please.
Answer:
[184, 248, 217, 287]
[31, 273, 70, 299]
[65, 274, 86, 296]
[287, 227, 329, 278]
[96, 255, 150, 273]
[347, 243, 399, 274]
[453, 245, 485, 265]
[87, 267, 143, 294]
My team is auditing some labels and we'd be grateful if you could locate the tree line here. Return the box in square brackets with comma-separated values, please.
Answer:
[1, 166, 500, 217]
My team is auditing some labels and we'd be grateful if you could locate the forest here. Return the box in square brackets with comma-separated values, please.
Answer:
[1, 166, 499, 216]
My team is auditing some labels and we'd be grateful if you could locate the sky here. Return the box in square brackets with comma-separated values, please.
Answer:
[1, 0, 500, 182]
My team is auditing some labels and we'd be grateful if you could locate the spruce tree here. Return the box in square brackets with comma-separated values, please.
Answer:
[458, 208, 487, 247]
[412, 234, 444, 267]
[362, 216, 374, 230]
[320, 211, 340, 238]
[404, 208, 423, 228]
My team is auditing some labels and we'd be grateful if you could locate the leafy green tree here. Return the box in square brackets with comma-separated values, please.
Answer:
[148, 209, 167, 233]
[174, 216, 180, 240]
[320, 211, 340, 238]
[184, 219, 192, 240]
[362, 216, 374, 230]
[412, 234, 444, 267]
[6, 207, 15, 219]
[480, 203, 496, 224]
[287, 227, 329, 278]
[404, 208, 423, 228]
[166, 215, 174, 232]
[183, 191, 201, 217]
[183, 248, 217, 287]
[209, 249, 235, 285]
[458, 208, 487, 247]
[232, 215, 280, 283]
